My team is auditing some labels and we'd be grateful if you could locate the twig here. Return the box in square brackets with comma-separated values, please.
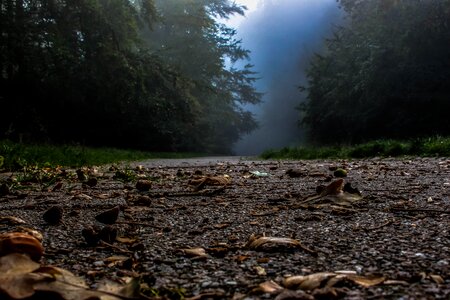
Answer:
[164, 187, 226, 197]
[363, 220, 394, 231]
[99, 240, 132, 254]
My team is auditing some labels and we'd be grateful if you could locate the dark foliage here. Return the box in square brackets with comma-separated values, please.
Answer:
[0, 0, 260, 154]
[301, 0, 450, 144]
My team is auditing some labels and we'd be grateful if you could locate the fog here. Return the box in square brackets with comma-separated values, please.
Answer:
[233, 0, 343, 155]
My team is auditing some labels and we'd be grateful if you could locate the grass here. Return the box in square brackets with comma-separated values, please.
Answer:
[260, 137, 450, 160]
[0, 140, 200, 170]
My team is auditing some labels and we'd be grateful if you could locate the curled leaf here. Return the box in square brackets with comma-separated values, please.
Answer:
[0, 232, 44, 261]
[245, 235, 316, 255]
[189, 175, 231, 191]
[253, 280, 284, 294]
[0, 216, 27, 225]
[347, 274, 386, 287]
[178, 247, 207, 259]
[283, 273, 336, 290]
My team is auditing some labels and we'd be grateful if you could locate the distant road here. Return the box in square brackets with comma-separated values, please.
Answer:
[134, 156, 260, 168]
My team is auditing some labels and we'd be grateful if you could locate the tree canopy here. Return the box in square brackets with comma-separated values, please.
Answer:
[301, 0, 450, 144]
[0, 0, 260, 153]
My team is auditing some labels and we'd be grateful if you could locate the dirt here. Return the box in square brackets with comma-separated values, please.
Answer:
[0, 157, 449, 299]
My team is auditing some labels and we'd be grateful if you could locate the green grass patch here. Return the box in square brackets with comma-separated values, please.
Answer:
[0, 140, 200, 170]
[261, 137, 450, 160]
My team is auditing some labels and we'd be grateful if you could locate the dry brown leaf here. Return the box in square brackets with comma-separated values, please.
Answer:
[302, 179, 362, 206]
[0, 254, 44, 299]
[103, 255, 129, 263]
[178, 247, 207, 258]
[0, 253, 41, 275]
[254, 280, 284, 294]
[429, 274, 444, 284]
[321, 179, 344, 195]
[347, 274, 386, 287]
[0, 253, 135, 300]
[15, 227, 43, 242]
[0, 232, 44, 261]
[115, 236, 137, 244]
[235, 255, 250, 262]
[189, 175, 231, 191]
[213, 223, 230, 229]
[0, 216, 27, 225]
[97, 277, 141, 299]
[284, 272, 387, 291]
[245, 236, 316, 255]
[283, 273, 336, 290]
[383, 279, 409, 285]
[71, 193, 93, 201]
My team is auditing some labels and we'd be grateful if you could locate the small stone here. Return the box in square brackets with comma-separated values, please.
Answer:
[82, 226, 100, 246]
[93, 260, 104, 267]
[286, 169, 304, 178]
[95, 206, 120, 224]
[136, 179, 152, 191]
[333, 168, 348, 177]
[43, 206, 64, 225]
[0, 183, 10, 196]
[85, 177, 98, 187]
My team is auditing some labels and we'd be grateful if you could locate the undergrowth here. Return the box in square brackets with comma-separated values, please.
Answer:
[261, 137, 450, 159]
[0, 140, 199, 170]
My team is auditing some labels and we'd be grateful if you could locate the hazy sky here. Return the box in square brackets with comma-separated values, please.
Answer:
[227, 0, 343, 155]
[225, 0, 261, 28]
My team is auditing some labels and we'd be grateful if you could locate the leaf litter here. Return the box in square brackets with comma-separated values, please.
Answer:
[0, 157, 449, 299]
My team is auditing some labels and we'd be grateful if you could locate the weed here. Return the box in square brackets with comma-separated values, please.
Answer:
[261, 136, 450, 159]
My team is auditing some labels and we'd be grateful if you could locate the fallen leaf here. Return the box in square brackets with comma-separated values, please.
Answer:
[115, 236, 137, 244]
[301, 179, 362, 206]
[178, 247, 207, 259]
[15, 227, 43, 242]
[253, 280, 284, 294]
[245, 235, 316, 255]
[104, 255, 129, 263]
[235, 255, 250, 262]
[383, 279, 409, 285]
[429, 274, 444, 284]
[0, 254, 43, 299]
[0, 232, 44, 261]
[0, 216, 27, 225]
[284, 272, 387, 291]
[71, 193, 93, 201]
[283, 273, 336, 290]
[347, 274, 386, 287]
[213, 223, 230, 229]
[189, 175, 231, 191]
[255, 266, 267, 276]
[0, 253, 134, 300]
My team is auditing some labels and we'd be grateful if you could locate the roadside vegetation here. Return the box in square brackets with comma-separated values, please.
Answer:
[261, 137, 450, 160]
[0, 140, 199, 171]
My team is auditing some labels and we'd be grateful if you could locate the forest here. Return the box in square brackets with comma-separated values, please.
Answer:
[301, 0, 450, 145]
[0, 0, 260, 154]
[1, 0, 450, 154]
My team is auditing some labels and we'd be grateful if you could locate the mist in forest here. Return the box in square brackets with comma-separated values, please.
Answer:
[233, 0, 343, 155]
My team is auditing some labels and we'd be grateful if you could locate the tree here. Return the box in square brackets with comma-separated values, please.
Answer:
[143, 0, 261, 153]
[301, 0, 450, 144]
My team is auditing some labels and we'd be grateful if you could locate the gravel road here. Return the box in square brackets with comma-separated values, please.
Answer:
[0, 157, 449, 299]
